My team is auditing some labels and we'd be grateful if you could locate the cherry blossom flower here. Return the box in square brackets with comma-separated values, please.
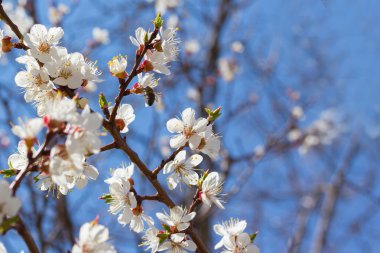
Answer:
[72, 219, 116, 253]
[158, 233, 197, 253]
[130, 205, 154, 233]
[2, 2, 33, 36]
[92, 27, 110, 45]
[65, 105, 103, 155]
[130, 27, 148, 47]
[221, 233, 260, 253]
[138, 73, 158, 89]
[0, 180, 21, 223]
[15, 55, 52, 103]
[141, 226, 161, 253]
[166, 108, 208, 149]
[45, 48, 87, 89]
[105, 163, 134, 185]
[24, 24, 64, 63]
[8, 141, 35, 171]
[0, 241, 6, 253]
[108, 55, 128, 79]
[213, 218, 247, 250]
[48, 4, 70, 25]
[153, 0, 180, 14]
[184, 40, 200, 55]
[34, 90, 59, 116]
[145, 51, 171, 75]
[11, 118, 44, 148]
[109, 104, 135, 133]
[156, 206, 195, 232]
[163, 150, 202, 190]
[159, 26, 179, 61]
[200, 172, 224, 209]
[105, 165, 137, 226]
[196, 125, 221, 159]
[44, 96, 78, 125]
[49, 144, 84, 189]
[38, 162, 97, 196]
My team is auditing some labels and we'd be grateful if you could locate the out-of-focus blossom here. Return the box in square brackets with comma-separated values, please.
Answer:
[92, 27, 110, 45]
[184, 40, 200, 55]
[230, 41, 245, 53]
[48, 4, 70, 25]
[218, 58, 239, 82]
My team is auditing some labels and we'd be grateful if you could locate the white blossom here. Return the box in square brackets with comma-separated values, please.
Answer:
[141, 226, 161, 253]
[130, 27, 148, 47]
[163, 150, 202, 190]
[49, 144, 84, 190]
[166, 108, 208, 149]
[8, 141, 35, 171]
[38, 162, 98, 196]
[184, 40, 200, 55]
[156, 206, 195, 232]
[130, 205, 154, 233]
[196, 125, 221, 159]
[48, 4, 70, 25]
[65, 105, 103, 155]
[154, 0, 180, 14]
[108, 55, 128, 78]
[92, 27, 110, 45]
[24, 24, 64, 63]
[2, 2, 33, 37]
[159, 26, 179, 61]
[137, 73, 158, 89]
[105, 164, 137, 226]
[0, 241, 6, 253]
[221, 233, 259, 253]
[44, 96, 78, 123]
[0, 180, 21, 223]
[158, 233, 197, 253]
[109, 104, 135, 133]
[218, 58, 239, 82]
[72, 220, 116, 253]
[11, 118, 44, 145]
[213, 218, 247, 250]
[200, 172, 224, 209]
[105, 163, 135, 185]
[145, 51, 171, 75]
[45, 48, 87, 89]
[15, 55, 52, 103]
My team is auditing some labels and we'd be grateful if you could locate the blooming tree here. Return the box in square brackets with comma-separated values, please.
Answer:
[0, 2, 259, 253]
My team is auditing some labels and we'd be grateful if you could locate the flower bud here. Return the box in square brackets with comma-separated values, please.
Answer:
[153, 12, 163, 29]
[2, 36, 13, 53]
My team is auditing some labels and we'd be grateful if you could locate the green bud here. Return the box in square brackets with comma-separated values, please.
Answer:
[250, 231, 259, 242]
[0, 168, 16, 178]
[99, 93, 108, 110]
[153, 12, 163, 29]
[99, 194, 113, 204]
[144, 31, 149, 44]
[205, 106, 222, 123]
[0, 216, 19, 234]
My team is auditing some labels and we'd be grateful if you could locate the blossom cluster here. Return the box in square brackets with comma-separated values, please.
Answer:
[0, 12, 260, 253]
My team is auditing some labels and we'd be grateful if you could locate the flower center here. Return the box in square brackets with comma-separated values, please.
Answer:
[60, 67, 73, 79]
[183, 126, 193, 138]
[38, 42, 50, 53]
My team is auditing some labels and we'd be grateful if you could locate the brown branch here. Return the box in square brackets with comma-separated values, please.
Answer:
[310, 142, 360, 253]
[14, 216, 40, 253]
[109, 28, 159, 122]
[0, 1, 24, 40]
